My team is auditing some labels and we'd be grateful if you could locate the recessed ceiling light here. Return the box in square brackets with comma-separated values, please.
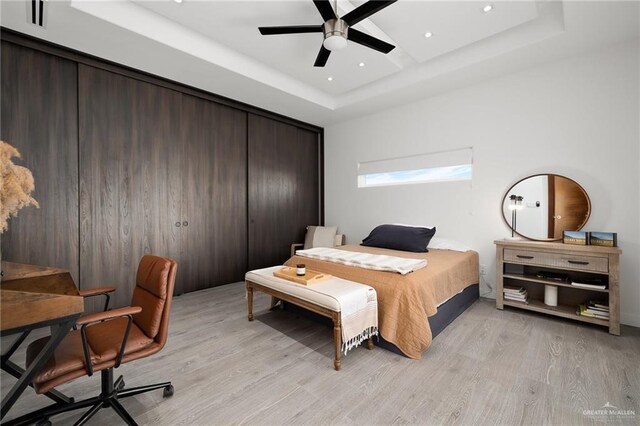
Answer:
[482, 4, 493, 13]
[424, 32, 433, 38]
[327, 77, 333, 81]
[358, 62, 365, 67]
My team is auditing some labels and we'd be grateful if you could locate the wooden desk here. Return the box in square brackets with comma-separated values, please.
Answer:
[0, 261, 83, 420]
[1, 261, 68, 281]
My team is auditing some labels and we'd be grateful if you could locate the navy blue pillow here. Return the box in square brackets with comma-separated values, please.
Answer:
[361, 225, 436, 253]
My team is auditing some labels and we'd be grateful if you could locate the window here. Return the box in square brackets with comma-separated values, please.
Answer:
[357, 148, 473, 188]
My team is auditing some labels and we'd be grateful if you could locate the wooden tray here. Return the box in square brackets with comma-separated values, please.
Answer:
[273, 267, 331, 285]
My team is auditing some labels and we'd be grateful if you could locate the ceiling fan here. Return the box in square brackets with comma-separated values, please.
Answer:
[258, 0, 397, 67]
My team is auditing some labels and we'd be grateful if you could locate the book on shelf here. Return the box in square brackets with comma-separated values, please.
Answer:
[586, 300, 609, 313]
[505, 295, 529, 304]
[577, 305, 609, 319]
[570, 278, 607, 290]
[585, 310, 609, 317]
[589, 301, 609, 310]
[504, 291, 528, 299]
[504, 292, 529, 303]
[503, 284, 529, 303]
[584, 305, 609, 316]
[571, 282, 607, 290]
[503, 285, 526, 294]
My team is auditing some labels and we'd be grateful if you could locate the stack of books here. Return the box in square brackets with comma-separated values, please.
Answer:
[577, 301, 609, 319]
[503, 285, 529, 304]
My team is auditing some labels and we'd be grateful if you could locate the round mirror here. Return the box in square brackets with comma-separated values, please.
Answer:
[501, 174, 590, 241]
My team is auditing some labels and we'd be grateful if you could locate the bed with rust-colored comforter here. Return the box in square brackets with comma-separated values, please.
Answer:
[285, 244, 479, 359]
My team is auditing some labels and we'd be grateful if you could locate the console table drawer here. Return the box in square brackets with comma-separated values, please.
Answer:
[504, 248, 608, 273]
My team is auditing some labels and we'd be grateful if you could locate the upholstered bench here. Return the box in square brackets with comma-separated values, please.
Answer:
[245, 266, 378, 370]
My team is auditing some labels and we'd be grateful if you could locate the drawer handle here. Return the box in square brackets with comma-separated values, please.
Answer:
[567, 260, 589, 265]
[516, 255, 534, 259]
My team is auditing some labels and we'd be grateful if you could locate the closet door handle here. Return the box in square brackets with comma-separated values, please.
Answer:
[175, 222, 181, 227]
[567, 260, 589, 265]
[516, 255, 534, 259]
[182, 221, 189, 227]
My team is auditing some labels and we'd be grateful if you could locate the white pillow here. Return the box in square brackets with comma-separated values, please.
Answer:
[391, 223, 436, 230]
[427, 237, 472, 252]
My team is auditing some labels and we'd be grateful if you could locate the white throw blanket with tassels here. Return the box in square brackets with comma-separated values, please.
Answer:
[296, 247, 427, 275]
[309, 278, 379, 355]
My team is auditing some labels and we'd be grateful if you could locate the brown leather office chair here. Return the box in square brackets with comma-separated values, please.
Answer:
[8, 255, 177, 426]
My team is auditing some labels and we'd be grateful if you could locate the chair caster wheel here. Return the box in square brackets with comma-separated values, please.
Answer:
[163, 385, 174, 398]
[36, 419, 52, 426]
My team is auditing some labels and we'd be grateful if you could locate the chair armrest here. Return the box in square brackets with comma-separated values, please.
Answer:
[77, 306, 142, 375]
[291, 243, 304, 257]
[76, 306, 142, 326]
[78, 286, 116, 311]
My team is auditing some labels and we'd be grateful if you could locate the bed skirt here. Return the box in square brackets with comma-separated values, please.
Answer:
[283, 283, 479, 357]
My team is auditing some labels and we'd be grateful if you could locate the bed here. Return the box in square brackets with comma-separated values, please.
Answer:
[284, 244, 479, 359]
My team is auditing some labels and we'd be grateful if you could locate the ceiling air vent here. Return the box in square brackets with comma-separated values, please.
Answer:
[27, 0, 47, 28]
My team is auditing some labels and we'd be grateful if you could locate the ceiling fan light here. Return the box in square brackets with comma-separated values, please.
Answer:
[323, 35, 348, 51]
[322, 18, 348, 51]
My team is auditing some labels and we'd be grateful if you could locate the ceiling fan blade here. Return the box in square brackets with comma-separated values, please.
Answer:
[259, 25, 323, 35]
[348, 28, 395, 54]
[341, 0, 397, 26]
[314, 45, 331, 67]
[313, 0, 337, 22]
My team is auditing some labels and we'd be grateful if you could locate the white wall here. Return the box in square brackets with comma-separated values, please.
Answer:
[324, 39, 640, 327]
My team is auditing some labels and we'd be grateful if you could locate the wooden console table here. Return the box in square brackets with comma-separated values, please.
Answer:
[495, 240, 621, 335]
[0, 261, 84, 420]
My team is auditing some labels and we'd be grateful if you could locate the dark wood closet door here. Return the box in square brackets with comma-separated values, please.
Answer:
[180, 95, 247, 292]
[248, 114, 320, 270]
[0, 42, 79, 283]
[78, 65, 182, 309]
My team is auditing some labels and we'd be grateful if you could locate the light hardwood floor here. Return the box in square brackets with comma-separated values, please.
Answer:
[2, 282, 639, 425]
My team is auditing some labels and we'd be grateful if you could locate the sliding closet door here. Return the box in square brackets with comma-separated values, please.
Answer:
[180, 95, 247, 291]
[0, 42, 79, 282]
[248, 114, 320, 270]
[78, 65, 182, 309]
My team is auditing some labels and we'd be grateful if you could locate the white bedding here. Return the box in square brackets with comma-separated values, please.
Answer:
[428, 237, 473, 253]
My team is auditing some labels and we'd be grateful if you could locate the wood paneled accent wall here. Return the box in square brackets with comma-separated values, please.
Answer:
[78, 65, 184, 308]
[0, 42, 80, 283]
[179, 93, 248, 294]
[248, 115, 320, 270]
[0, 31, 323, 309]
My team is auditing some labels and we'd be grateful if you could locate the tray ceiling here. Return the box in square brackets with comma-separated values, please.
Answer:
[1, 1, 638, 126]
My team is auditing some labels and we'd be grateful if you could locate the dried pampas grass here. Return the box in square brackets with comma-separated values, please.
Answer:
[0, 141, 39, 233]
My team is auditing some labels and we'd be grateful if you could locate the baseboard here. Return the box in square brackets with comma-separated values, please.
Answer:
[621, 312, 640, 328]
